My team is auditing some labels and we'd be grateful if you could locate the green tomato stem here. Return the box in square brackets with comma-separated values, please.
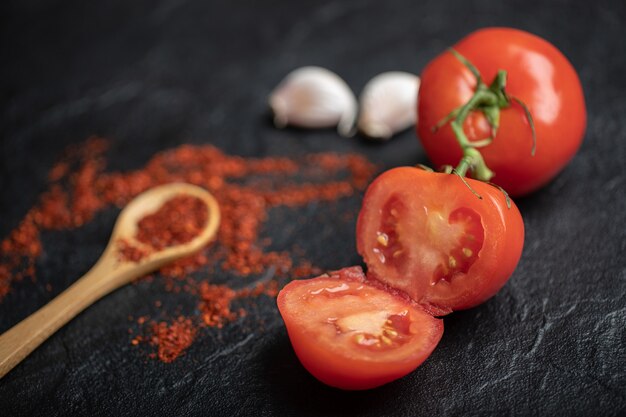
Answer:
[436, 49, 537, 182]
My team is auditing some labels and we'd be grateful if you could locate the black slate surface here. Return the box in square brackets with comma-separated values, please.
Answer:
[1, 0, 625, 416]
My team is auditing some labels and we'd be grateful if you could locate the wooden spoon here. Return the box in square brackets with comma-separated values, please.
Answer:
[0, 183, 220, 378]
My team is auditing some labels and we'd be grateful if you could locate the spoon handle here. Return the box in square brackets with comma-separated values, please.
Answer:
[0, 252, 121, 379]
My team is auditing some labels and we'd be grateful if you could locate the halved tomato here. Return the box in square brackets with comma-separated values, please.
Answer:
[278, 168, 524, 389]
[277, 266, 443, 390]
[357, 167, 524, 313]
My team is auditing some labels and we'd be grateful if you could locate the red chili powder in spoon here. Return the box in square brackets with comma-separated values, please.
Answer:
[136, 195, 208, 250]
[117, 194, 209, 262]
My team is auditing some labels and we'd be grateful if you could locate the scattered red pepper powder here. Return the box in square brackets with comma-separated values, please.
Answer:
[198, 283, 238, 328]
[148, 316, 197, 363]
[197, 279, 279, 328]
[0, 136, 377, 362]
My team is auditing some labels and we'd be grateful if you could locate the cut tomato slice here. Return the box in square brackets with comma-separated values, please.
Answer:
[277, 266, 443, 390]
[357, 167, 524, 313]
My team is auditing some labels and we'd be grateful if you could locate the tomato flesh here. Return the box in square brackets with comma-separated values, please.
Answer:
[277, 266, 443, 390]
[429, 207, 484, 284]
[357, 167, 524, 313]
[375, 196, 484, 287]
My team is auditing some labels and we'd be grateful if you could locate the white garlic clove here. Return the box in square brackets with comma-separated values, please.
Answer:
[357, 71, 420, 140]
[269, 66, 357, 137]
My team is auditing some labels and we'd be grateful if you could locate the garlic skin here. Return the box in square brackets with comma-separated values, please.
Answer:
[358, 71, 420, 140]
[269, 66, 357, 137]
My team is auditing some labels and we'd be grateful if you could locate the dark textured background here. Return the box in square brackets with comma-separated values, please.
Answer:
[1, 0, 625, 416]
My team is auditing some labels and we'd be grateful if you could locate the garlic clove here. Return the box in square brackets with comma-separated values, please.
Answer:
[358, 71, 420, 140]
[269, 66, 357, 137]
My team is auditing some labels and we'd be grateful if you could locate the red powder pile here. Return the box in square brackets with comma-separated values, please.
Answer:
[0, 137, 377, 362]
[198, 283, 239, 328]
[117, 194, 209, 262]
[117, 239, 150, 263]
[136, 195, 208, 250]
[149, 317, 198, 363]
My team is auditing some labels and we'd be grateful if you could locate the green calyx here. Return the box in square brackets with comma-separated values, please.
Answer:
[433, 48, 537, 182]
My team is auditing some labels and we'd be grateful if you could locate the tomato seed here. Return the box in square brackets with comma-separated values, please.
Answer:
[372, 248, 386, 264]
[383, 328, 398, 338]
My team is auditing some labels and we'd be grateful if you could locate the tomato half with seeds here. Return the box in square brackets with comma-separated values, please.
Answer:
[417, 27, 586, 196]
[277, 266, 443, 390]
[357, 167, 524, 313]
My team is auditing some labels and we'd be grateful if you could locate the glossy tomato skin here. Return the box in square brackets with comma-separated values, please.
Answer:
[417, 27, 586, 196]
[277, 266, 444, 390]
[356, 167, 524, 313]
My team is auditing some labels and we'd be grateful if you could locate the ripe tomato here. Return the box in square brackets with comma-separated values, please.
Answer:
[417, 27, 586, 196]
[356, 167, 524, 313]
[277, 266, 443, 390]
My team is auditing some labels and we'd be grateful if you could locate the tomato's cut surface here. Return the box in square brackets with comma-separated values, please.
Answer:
[277, 266, 443, 390]
[417, 27, 586, 196]
[357, 167, 524, 313]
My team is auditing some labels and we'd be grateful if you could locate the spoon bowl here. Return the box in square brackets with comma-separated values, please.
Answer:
[0, 183, 220, 378]
[108, 182, 220, 274]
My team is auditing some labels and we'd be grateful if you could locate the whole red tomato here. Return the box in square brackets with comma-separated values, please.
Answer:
[417, 27, 586, 196]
